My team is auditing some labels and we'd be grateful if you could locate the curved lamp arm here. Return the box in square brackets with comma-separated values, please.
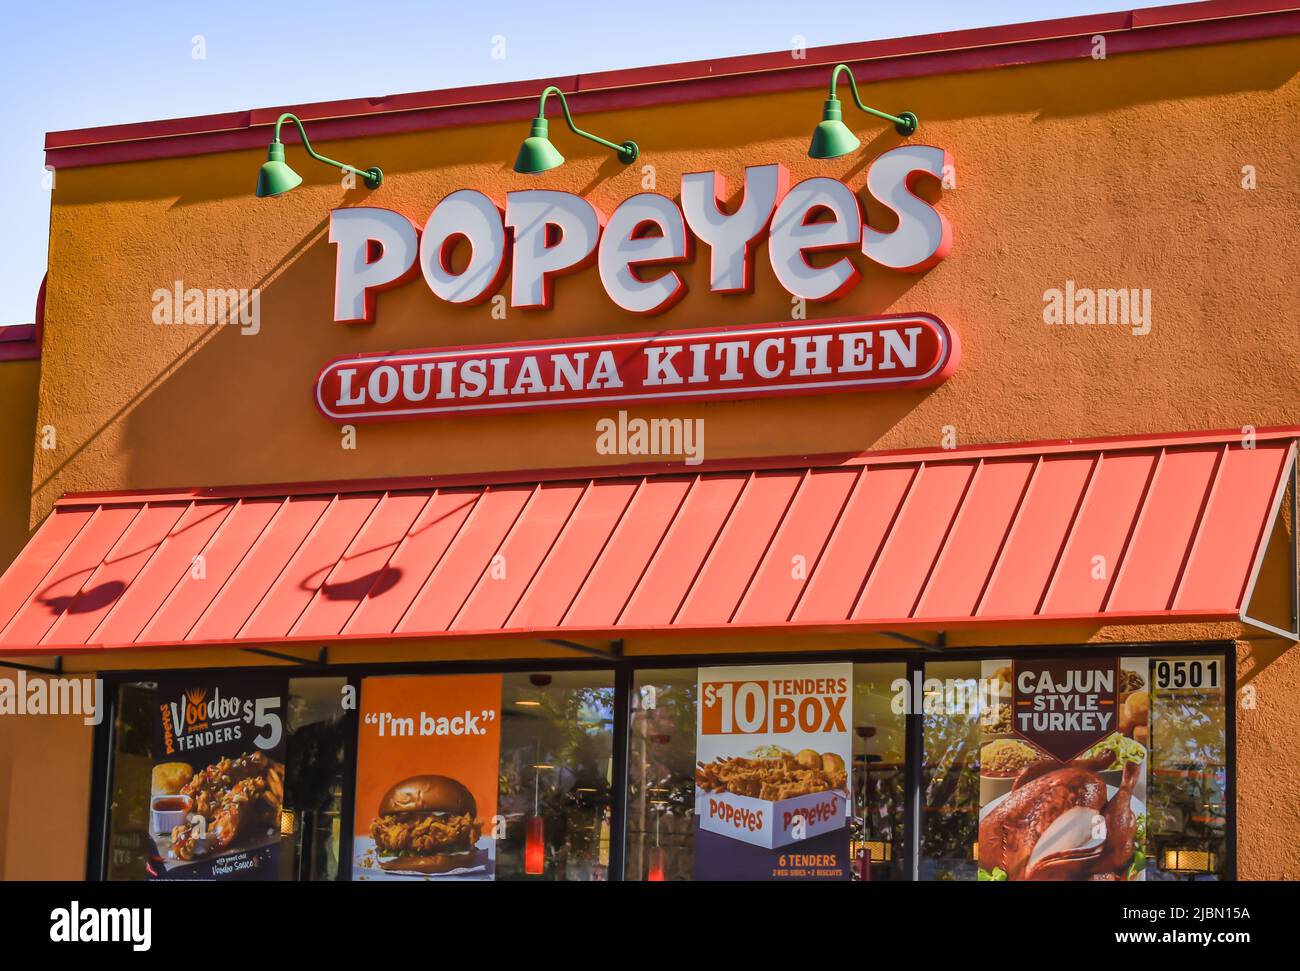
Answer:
[828, 65, 918, 136]
[274, 113, 384, 188]
[536, 87, 639, 164]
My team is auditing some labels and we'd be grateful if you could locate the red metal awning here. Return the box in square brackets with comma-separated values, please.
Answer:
[0, 429, 1294, 657]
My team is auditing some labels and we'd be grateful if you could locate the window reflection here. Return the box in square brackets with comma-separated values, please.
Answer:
[628, 669, 696, 881]
[496, 671, 615, 880]
[1147, 656, 1227, 880]
[104, 682, 155, 881]
[920, 661, 981, 881]
[282, 677, 349, 881]
[850, 664, 906, 881]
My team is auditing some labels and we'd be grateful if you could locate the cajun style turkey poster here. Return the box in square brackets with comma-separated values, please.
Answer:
[978, 657, 1150, 881]
[147, 675, 287, 881]
[694, 663, 852, 880]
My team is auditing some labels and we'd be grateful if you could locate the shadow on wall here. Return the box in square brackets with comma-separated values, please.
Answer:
[1236, 501, 1298, 690]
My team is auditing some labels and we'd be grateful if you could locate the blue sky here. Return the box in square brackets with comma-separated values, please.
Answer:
[0, 0, 1175, 325]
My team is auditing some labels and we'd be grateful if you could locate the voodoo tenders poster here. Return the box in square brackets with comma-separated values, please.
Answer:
[148, 675, 286, 881]
[352, 674, 502, 881]
[977, 657, 1150, 882]
[694, 663, 852, 880]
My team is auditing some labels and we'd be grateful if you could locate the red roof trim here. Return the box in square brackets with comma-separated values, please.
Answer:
[0, 325, 36, 343]
[0, 610, 1256, 660]
[44, 1, 1300, 169]
[51, 425, 1300, 507]
[0, 326, 38, 362]
[0, 427, 1290, 657]
[1, 275, 46, 362]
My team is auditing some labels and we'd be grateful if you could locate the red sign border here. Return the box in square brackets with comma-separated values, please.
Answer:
[313, 311, 959, 423]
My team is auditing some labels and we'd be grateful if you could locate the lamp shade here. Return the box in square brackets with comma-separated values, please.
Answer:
[808, 98, 861, 159]
[525, 815, 546, 874]
[256, 141, 303, 197]
[514, 119, 565, 174]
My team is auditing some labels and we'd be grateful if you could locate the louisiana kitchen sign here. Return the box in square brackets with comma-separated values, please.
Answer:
[317, 314, 957, 420]
[315, 149, 957, 420]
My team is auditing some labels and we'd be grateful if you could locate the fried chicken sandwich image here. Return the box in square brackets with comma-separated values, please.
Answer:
[370, 775, 483, 874]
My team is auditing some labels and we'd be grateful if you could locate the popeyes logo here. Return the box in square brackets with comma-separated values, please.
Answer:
[317, 148, 956, 421]
[783, 794, 841, 833]
[708, 796, 765, 833]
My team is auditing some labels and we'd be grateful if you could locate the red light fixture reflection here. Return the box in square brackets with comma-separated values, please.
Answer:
[525, 816, 545, 874]
[647, 847, 666, 881]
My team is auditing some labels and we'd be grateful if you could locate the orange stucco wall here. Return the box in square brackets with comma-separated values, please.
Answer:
[0, 359, 91, 882]
[0, 358, 37, 569]
[8, 29, 1300, 877]
[0, 702, 92, 880]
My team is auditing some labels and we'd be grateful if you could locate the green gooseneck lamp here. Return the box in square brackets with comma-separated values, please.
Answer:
[256, 112, 384, 197]
[515, 86, 639, 174]
[809, 64, 918, 159]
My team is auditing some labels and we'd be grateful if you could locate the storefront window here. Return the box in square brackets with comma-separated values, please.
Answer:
[627, 661, 905, 880]
[104, 681, 155, 881]
[103, 675, 346, 881]
[920, 660, 980, 881]
[1147, 657, 1227, 880]
[351, 669, 614, 882]
[97, 648, 1230, 881]
[920, 653, 1228, 882]
[282, 677, 349, 881]
[496, 671, 615, 881]
[851, 663, 907, 881]
[627, 669, 696, 881]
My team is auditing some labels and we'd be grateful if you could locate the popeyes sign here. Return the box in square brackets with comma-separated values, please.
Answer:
[316, 146, 957, 421]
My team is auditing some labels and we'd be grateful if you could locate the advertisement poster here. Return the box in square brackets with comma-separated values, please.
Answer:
[352, 674, 502, 880]
[694, 663, 852, 880]
[978, 657, 1150, 881]
[147, 675, 286, 881]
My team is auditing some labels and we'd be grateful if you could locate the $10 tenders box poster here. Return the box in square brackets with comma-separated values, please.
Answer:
[695, 663, 853, 880]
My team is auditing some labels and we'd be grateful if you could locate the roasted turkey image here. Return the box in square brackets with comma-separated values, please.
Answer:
[979, 752, 1141, 881]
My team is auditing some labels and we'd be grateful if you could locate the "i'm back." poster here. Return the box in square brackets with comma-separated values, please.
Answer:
[352, 674, 502, 880]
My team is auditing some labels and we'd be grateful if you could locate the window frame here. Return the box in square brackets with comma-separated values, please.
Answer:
[85, 640, 1236, 881]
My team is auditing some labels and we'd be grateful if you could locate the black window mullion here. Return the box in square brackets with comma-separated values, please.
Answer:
[903, 656, 924, 882]
[336, 673, 363, 882]
[608, 661, 632, 880]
